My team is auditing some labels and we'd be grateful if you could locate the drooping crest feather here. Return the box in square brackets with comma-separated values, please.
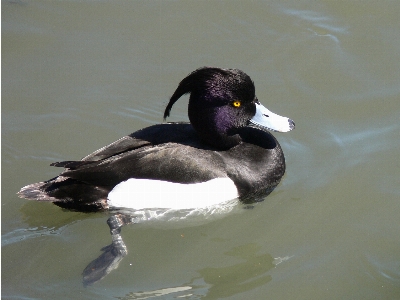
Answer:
[163, 67, 231, 120]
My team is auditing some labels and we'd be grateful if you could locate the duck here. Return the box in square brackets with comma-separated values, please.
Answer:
[18, 67, 295, 212]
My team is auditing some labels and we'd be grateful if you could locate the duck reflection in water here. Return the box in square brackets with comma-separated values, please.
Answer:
[82, 214, 131, 286]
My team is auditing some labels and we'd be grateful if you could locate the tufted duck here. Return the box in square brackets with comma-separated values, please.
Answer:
[18, 67, 295, 212]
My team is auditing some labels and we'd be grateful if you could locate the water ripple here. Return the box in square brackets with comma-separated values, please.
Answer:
[1, 226, 64, 247]
[284, 123, 399, 189]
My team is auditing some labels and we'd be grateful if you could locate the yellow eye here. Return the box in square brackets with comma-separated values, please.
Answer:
[232, 100, 241, 108]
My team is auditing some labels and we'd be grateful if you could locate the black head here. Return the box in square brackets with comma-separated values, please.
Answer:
[164, 67, 257, 149]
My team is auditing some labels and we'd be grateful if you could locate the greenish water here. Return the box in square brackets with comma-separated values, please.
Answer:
[2, 1, 400, 299]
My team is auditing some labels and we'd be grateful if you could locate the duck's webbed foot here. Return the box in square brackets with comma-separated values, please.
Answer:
[82, 214, 135, 286]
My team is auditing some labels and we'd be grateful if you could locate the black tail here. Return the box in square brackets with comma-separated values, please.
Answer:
[18, 176, 109, 212]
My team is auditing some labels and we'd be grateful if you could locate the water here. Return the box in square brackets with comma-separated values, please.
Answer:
[2, 1, 400, 299]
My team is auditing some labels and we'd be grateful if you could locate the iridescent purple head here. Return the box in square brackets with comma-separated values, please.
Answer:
[164, 67, 294, 149]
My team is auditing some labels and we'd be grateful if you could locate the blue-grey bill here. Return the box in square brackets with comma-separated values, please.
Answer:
[249, 102, 295, 132]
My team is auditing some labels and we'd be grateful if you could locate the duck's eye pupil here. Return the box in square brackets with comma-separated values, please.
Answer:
[233, 101, 241, 108]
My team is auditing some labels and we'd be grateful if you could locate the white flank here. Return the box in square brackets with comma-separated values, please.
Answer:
[107, 178, 239, 210]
